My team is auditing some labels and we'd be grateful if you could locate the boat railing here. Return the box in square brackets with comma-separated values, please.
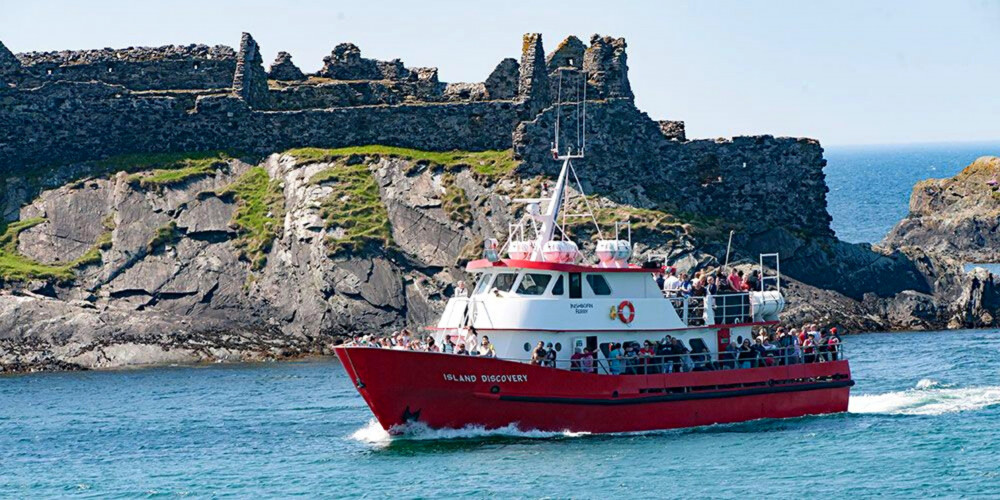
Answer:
[665, 292, 776, 327]
[414, 342, 847, 376]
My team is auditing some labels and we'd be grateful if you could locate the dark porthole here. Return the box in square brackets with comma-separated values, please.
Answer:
[555, 342, 562, 352]
[523, 342, 531, 352]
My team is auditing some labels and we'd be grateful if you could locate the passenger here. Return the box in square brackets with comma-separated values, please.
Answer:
[465, 327, 479, 356]
[728, 269, 743, 292]
[426, 336, 440, 352]
[624, 344, 640, 375]
[400, 329, 412, 347]
[722, 341, 739, 369]
[655, 273, 666, 291]
[530, 341, 546, 365]
[454, 280, 469, 298]
[639, 340, 656, 374]
[828, 328, 841, 361]
[478, 335, 496, 357]
[745, 270, 761, 292]
[570, 347, 584, 372]
[738, 339, 754, 369]
[441, 336, 455, 354]
[664, 268, 681, 295]
[655, 337, 673, 373]
[455, 343, 469, 355]
[581, 347, 596, 373]
[608, 343, 624, 375]
[544, 343, 557, 367]
[679, 272, 693, 296]
[802, 335, 816, 363]
[818, 330, 831, 362]
[706, 276, 719, 296]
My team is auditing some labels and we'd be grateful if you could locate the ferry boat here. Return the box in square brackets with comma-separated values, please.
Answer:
[335, 98, 853, 434]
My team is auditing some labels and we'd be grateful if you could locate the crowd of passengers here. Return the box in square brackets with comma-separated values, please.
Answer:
[526, 323, 842, 374]
[347, 326, 498, 358]
[656, 266, 763, 297]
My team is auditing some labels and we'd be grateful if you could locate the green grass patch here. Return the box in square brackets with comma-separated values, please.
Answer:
[286, 146, 519, 178]
[217, 167, 285, 270]
[309, 161, 392, 256]
[124, 152, 231, 189]
[0, 217, 109, 282]
[441, 174, 473, 224]
[147, 221, 181, 254]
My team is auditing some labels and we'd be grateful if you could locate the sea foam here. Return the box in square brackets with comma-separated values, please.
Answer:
[349, 418, 589, 445]
[849, 378, 1000, 416]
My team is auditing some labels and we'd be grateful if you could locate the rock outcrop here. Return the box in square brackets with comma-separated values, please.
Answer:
[884, 156, 1000, 262]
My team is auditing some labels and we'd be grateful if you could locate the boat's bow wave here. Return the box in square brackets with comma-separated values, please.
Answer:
[849, 378, 1000, 415]
[349, 419, 590, 445]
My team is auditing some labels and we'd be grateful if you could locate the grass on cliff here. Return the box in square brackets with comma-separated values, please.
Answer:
[215, 167, 286, 270]
[123, 152, 232, 189]
[307, 161, 392, 256]
[441, 174, 473, 224]
[0, 218, 110, 282]
[285, 146, 519, 178]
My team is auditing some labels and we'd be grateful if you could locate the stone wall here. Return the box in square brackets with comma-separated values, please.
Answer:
[514, 99, 832, 237]
[7, 44, 236, 91]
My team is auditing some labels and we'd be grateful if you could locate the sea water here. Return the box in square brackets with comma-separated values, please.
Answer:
[3, 330, 1000, 497]
[4, 142, 1000, 497]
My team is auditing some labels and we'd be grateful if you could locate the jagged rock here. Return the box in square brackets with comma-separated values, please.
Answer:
[175, 196, 236, 235]
[268, 51, 305, 81]
[884, 156, 1000, 262]
[17, 179, 113, 263]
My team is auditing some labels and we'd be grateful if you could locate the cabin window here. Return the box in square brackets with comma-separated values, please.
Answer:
[551, 275, 565, 296]
[473, 273, 492, 295]
[493, 273, 518, 292]
[569, 272, 582, 299]
[516, 273, 552, 295]
[586, 274, 612, 295]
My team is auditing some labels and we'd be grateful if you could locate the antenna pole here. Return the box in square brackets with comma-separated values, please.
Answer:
[581, 71, 587, 155]
[555, 70, 563, 155]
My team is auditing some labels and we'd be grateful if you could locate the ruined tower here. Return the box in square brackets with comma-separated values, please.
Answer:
[232, 32, 269, 108]
[518, 33, 549, 114]
[583, 35, 632, 99]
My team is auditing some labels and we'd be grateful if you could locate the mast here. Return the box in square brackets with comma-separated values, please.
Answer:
[530, 156, 571, 260]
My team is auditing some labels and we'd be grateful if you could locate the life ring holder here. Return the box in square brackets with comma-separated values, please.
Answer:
[617, 300, 635, 324]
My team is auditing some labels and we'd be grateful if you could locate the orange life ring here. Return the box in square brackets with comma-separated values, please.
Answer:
[617, 300, 635, 324]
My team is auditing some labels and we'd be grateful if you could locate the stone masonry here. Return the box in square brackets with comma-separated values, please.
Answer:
[0, 32, 832, 239]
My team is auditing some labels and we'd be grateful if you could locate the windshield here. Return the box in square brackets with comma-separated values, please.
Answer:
[516, 273, 552, 295]
[473, 273, 492, 295]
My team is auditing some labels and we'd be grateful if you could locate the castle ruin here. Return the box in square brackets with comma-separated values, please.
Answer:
[0, 32, 831, 238]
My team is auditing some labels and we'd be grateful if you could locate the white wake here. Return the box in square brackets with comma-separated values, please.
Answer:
[349, 419, 589, 445]
[849, 378, 1000, 416]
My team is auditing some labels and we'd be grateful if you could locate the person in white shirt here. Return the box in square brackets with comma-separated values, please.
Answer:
[454, 281, 468, 298]
[664, 268, 681, 295]
[464, 326, 479, 355]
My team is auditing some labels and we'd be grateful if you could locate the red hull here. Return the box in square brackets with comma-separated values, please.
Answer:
[335, 347, 853, 434]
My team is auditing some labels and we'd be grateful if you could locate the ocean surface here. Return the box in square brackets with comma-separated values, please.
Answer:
[4, 142, 1000, 498]
[3, 330, 1000, 498]
[825, 140, 1000, 244]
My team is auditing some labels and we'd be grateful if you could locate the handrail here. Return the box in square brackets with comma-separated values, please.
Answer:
[353, 341, 847, 375]
[664, 292, 779, 327]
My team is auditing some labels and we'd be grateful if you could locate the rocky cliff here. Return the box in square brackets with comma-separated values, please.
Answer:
[2, 32, 999, 373]
[884, 156, 1000, 262]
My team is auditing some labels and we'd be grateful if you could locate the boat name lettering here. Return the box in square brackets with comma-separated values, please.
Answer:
[442, 373, 528, 383]
[570, 303, 594, 314]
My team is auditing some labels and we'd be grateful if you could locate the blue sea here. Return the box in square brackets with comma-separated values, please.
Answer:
[3, 142, 1000, 498]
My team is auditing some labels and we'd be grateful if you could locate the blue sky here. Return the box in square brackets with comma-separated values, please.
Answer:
[3, 0, 998, 145]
